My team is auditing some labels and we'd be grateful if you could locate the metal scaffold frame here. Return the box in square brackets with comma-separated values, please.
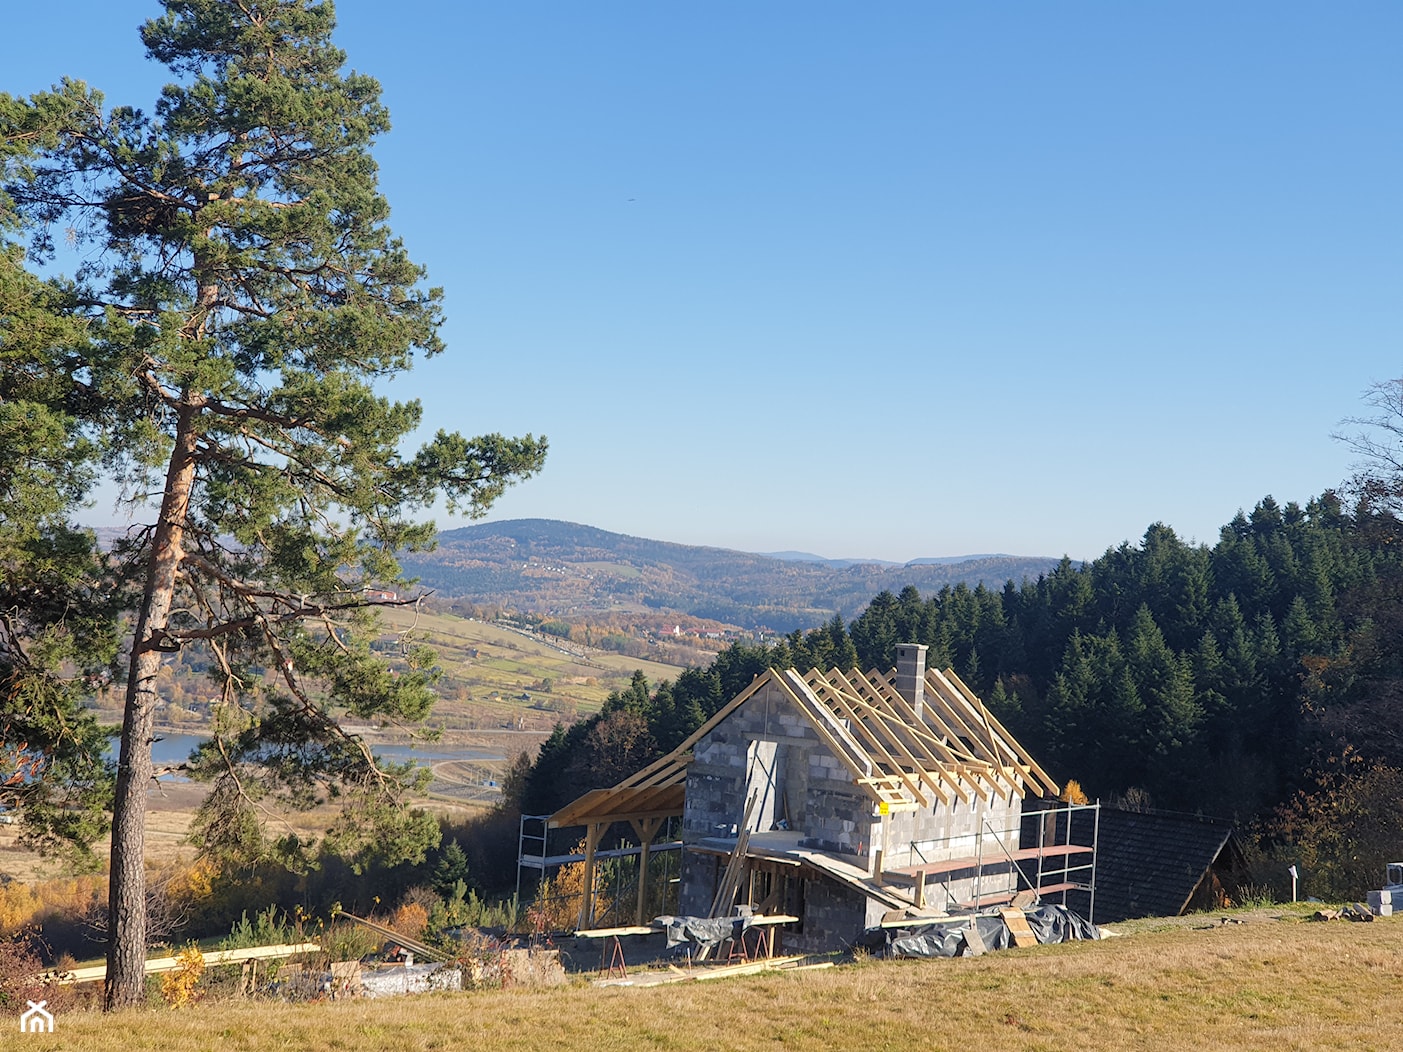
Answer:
[517, 813, 684, 929]
[902, 801, 1100, 920]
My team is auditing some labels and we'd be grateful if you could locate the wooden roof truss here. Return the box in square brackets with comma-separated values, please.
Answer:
[549, 663, 1057, 831]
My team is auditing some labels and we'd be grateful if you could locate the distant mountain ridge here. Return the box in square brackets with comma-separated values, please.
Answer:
[761, 550, 1012, 569]
[398, 518, 1064, 633]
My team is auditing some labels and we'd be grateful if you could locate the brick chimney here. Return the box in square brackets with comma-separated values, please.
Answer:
[894, 643, 928, 722]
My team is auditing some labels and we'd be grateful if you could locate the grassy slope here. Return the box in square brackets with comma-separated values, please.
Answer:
[30, 913, 1403, 1051]
[381, 607, 688, 726]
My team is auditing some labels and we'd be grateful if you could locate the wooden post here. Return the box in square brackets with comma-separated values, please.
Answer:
[578, 823, 604, 930]
[629, 817, 663, 925]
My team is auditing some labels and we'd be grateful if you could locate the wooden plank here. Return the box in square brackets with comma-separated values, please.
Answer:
[575, 925, 657, 938]
[963, 922, 988, 956]
[708, 791, 759, 918]
[56, 942, 322, 985]
[877, 912, 953, 928]
[787, 848, 917, 910]
[1000, 908, 1039, 948]
[886, 843, 1093, 879]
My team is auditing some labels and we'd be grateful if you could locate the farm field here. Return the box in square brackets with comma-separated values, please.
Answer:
[19, 909, 1403, 1051]
[378, 607, 691, 729]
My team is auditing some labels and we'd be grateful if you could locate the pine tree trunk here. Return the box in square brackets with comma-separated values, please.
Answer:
[104, 400, 199, 1010]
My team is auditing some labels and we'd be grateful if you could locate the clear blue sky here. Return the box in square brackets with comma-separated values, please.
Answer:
[5, 2, 1400, 562]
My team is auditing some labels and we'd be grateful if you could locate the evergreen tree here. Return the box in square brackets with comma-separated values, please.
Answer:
[3, 0, 545, 1007]
[1126, 605, 1201, 801]
[0, 97, 120, 859]
[431, 838, 471, 899]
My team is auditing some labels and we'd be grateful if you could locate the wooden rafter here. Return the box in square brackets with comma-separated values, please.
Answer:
[815, 669, 955, 806]
[942, 669, 1059, 796]
[804, 670, 932, 808]
[853, 669, 988, 803]
[550, 662, 1055, 840]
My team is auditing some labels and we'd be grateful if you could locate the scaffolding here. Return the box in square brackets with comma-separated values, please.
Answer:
[516, 813, 683, 929]
[896, 801, 1100, 921]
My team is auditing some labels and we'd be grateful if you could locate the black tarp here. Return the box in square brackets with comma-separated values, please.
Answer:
[864, 904, 1098, 959]
[1023, 903, 1100, 943]
[660, 916, 754, 954]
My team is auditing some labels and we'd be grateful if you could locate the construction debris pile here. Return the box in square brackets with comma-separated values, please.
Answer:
[858, 903, 1100, 959]
[1366, 862, 1403, 917]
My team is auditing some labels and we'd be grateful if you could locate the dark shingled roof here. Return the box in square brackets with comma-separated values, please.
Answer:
[1061, 807, 1247, 924]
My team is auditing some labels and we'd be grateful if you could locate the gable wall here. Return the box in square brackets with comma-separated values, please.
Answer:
[884, 783, 1024, 867]
[681, 679, 878, 854]
[677, 674, 1027, 923]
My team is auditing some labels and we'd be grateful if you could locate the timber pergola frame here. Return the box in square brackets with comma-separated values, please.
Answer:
[548, 664, 1059, 928]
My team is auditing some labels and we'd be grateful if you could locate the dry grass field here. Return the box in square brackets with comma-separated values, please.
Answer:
[0, 774, 492, 886]
[18, 911, 1403, 1051]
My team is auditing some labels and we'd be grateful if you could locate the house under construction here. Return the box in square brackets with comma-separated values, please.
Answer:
[532, 644, 1097, 952]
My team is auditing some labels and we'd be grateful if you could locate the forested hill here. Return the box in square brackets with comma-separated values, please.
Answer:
[398, 518, 1062, 631]
[512, 492, 1403, 897]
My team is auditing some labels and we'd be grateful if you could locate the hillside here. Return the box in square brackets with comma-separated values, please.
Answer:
[375, 605, 690, 725]
[32, 910, 1403, 1051]
[400, 519, 1063, 632]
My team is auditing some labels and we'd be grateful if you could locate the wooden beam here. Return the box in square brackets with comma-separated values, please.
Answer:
[921, 671, 1017, 800]
[777, 671, 878, 791]
[629, 815, 665, 925]
[577, 822, 604, 931]
[807, 672, 932, 808]
[709, 792, 759, 920]
[856, 670, 985, 804]
[827, 669, 963, 806]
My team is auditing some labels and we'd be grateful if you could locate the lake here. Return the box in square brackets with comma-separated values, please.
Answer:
[116, 733, 505, 770]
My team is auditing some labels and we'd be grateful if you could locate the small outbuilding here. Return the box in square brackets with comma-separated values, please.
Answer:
[1061, 806, 1248, 923]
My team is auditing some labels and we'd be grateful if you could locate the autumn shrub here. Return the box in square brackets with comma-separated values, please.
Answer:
[159, 943, 205, 1008]
[0, 932, 74, 1015]
[388, 901, 430, 942]
[1258, 748, 1403, 900]
[526, 842, 611, 933]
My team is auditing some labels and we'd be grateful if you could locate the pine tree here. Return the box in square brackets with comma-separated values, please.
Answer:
[3, 0, 545, 1007]
[0, 96, 120, 859]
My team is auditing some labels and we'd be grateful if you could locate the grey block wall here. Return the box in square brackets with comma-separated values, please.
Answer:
[882, 783, 1024, 909]
[677, 675, 1030, 943]
[681, 680, 878, 859]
